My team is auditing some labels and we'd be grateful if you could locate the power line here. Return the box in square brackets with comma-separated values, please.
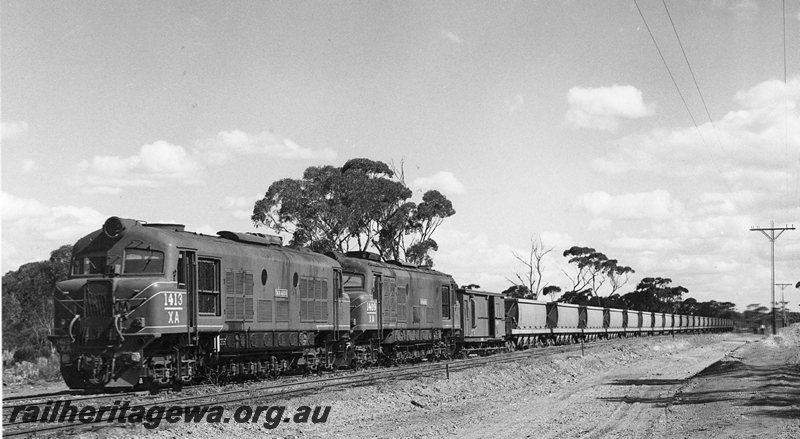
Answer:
[633, 0, 728, 188]
[633, 0, 701, 132]
[783, 0, 796, 211]
[661, 0, 719, 138]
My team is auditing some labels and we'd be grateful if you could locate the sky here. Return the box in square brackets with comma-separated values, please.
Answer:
[2, 0, 799, 312]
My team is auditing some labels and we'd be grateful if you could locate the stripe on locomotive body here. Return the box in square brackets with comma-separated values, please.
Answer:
[313, 324, 347, 330]
[127, 281, 176, 300]
[138, 290, 185, 308]
[142, 325, 224, 330]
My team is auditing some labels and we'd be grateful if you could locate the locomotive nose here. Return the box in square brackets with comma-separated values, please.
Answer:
[80, 279, 125, 343]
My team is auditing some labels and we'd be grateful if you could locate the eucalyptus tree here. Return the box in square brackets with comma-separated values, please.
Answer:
[621, 277, 688, 312]
[252, 158, 455, 266]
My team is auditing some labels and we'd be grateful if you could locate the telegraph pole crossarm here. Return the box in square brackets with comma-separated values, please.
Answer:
[750, 222, 795, 335]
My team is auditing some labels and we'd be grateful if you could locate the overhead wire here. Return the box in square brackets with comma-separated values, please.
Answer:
[785, 0, 797, 211]
[784, 0, 799, 281]
[661, 0, 725, 150]
[632, 0, 730, 190]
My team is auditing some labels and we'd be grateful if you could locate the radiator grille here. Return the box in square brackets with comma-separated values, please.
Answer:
[84, 282, 112, 318]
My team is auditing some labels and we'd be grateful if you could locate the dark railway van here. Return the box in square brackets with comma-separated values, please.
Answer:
[457, 289, 509, 355]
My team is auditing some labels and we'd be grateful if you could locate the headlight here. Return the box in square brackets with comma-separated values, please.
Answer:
[103, 216, 125, 238]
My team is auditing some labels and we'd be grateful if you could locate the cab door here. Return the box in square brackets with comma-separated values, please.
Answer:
[177, 250, 197, 339]
[373, 273, 383, 334]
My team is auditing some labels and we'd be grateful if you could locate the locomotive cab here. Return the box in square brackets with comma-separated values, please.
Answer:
[50, 217, 188, 389]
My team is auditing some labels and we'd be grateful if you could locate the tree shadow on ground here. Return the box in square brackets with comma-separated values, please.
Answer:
[599, 358, 800, 419]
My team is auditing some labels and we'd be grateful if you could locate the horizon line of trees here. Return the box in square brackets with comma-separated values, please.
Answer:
[496, 236, 788, 320]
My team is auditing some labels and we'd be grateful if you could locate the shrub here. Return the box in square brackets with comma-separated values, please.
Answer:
[12, 345, 51, 363]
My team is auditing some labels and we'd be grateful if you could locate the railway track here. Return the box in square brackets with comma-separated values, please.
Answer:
[1, 333, 685, 437]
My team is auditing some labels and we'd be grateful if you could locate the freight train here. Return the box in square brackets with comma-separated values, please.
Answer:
[48, 217, 733, 390]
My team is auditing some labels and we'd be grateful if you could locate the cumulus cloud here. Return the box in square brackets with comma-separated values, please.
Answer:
[441, 30, 463, 44]
[573, 190, 683, 220]
[573, 77, 800, 307]
[1, 121, 29, 140]
[565, 85, 655, 132]
[593, 77, 800, 189]
[734, 78, 800, 109]
[412, 171, 466, 195]
[2, 192, 106, 272]
[195, 130, 336, 164]
[74, 140, 204, 194]
[71, 130, 335, 194]
[1, 192, 49, 221]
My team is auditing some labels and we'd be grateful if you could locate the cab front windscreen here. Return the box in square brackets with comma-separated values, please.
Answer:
[72, 248, 164, 275]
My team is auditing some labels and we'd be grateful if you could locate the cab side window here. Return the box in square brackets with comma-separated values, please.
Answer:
[198, 259, 220, 315]
[441, 285, 451, 319]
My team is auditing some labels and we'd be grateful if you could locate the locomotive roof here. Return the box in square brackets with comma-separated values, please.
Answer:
[74, 217, 339, 266]
[329, 251, 455, 280]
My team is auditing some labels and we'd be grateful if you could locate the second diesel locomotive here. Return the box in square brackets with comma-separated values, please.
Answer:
[49, 217, 734, 390]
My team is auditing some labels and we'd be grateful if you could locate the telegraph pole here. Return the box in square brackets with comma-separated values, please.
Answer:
[750, 222, 795, 335]
[775, 283, 792, 327]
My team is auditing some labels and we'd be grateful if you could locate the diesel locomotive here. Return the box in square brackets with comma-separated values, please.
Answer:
[48, 217, 733, 391]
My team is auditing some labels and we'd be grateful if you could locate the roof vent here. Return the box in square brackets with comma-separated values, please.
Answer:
[217, 231, 283, 246]
[144, 223, 186, 232]
[386, 260, 417, 269]
[345, 251, 382, 262]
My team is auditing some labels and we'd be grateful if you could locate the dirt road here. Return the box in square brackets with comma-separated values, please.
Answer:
[12, 329, 799, 438]
[265, 330, 797, 439]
